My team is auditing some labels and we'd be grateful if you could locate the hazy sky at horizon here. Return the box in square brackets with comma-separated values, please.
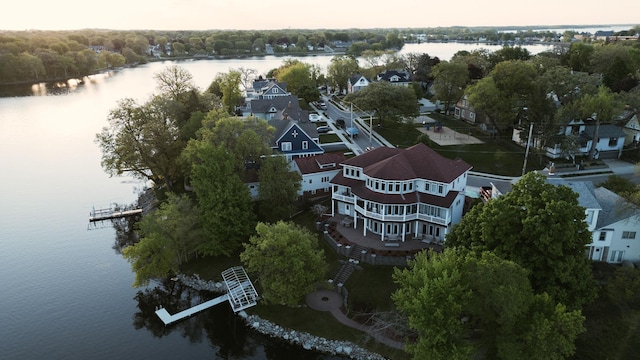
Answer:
[3, 0, 639, 31]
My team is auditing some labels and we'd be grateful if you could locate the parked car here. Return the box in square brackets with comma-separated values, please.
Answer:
[316, 125, 330, 133]
[309, 114, 321, 122]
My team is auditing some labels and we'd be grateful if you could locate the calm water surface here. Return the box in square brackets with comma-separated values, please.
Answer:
[0, 42, 551, 359]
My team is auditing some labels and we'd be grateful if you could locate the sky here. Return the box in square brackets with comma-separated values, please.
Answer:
[2, 0, 639, 32]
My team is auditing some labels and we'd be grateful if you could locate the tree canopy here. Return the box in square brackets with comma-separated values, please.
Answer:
[257, 155, 302, 222]
[96, 95, 186, 190]
[188, 142, 256, 257]
[123, 193, 203, 287]
[446, 172, 597, 310]
[343, 81, 419, 126]
[393, 248, 585, 360]
[240, 221, 326, 306]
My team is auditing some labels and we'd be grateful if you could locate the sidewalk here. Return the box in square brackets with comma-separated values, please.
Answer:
[306, 289, 405, 350]
[542, 159, 638, 177]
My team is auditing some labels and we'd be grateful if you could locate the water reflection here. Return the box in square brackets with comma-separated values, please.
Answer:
[133, 280, 260, 358]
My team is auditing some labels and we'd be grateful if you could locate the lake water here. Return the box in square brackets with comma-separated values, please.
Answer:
[0, 41, 552, 359]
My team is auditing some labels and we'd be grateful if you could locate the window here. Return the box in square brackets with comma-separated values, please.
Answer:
[609, 137, 618, 147]
[622, 231, 637, 239]
[438, 185, 444, 194]
[610, 250, 625, 263]
[302, 141, 308, 149]
[281, 142, 292, 151]
[599, 232, 606, 241]
[586, 210, 594, 224]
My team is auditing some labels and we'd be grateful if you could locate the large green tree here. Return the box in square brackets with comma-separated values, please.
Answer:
[275, 61, 317, 101]
[467, 60, 537, 132]
[430, 60, 469, 115]
[208, 69, 244, 114]
[393, 249, 585, 360]
[188, 142, 256, 257]
[257, 155, 302, 222]
[327, 55, 359, 94]
[123, 193, 203, 287]
[446, 172, 597, 309]
[96, 95, 185, 190]
[343, 81, 419, 126]
[240, 221, 327, 306]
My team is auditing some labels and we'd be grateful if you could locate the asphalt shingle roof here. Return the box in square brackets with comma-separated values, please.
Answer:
[341, 143, 472, 183]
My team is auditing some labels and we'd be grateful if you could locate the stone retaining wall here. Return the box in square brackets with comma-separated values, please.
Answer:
[323, 231, 409, 267]
[177, 274, 388, 360]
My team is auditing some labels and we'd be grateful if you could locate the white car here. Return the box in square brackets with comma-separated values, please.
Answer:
[309, 114, 321, 122]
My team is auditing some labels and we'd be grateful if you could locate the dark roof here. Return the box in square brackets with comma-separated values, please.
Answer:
[250, 95, 301, 114]
[581, 124, 627, 139]
[377, 70, 410, 82]
[593, 186, 639, 228]
[331, 172, 459, 208]
[342, 143, 472, 183]
[293, 153, 347, 175]
[348, 74, 369, 85]
[267, 118, 318, 147]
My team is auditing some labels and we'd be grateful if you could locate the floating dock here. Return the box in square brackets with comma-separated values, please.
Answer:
[155, 294, 229, 325]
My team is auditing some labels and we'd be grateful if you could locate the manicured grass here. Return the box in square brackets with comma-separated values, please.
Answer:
[346, 264, 399, 312]
[375, 116, 546, 176]
[319, 133, 341, 143]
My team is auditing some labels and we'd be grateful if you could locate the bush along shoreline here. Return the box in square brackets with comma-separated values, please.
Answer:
[176, 273, 388, 360]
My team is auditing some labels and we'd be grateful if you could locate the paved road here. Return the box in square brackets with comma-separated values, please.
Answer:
[320, 96, 386, 154]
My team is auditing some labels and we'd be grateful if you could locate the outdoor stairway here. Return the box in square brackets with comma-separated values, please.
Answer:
[331, 244, 368, 286]
[332, 260, 357, 286]
[349, 244, 368, 260]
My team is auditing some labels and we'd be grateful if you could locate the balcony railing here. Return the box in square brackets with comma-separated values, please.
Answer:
[332, 192, 353, 202]
[354, 205, 448, 225]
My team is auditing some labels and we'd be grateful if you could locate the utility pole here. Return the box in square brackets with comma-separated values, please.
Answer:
[522, 122, 534, 176]
[369, 113, 373, 147]
[350, 103, 353, 138]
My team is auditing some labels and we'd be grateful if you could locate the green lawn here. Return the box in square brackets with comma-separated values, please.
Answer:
[319, 133, 341, 143]
[374, 116, 546, 176]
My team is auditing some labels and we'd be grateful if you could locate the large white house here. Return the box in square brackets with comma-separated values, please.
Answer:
[330, 143, 472, 243]
[513, 177, 639, 265]
[588, 186, 640, 264]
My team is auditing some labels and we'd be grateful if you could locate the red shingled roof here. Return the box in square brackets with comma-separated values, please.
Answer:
[342, 143, 472, 183]
[293, 153, 347, 175]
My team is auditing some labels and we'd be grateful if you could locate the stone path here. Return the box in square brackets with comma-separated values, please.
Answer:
[306, 289, 406, 350]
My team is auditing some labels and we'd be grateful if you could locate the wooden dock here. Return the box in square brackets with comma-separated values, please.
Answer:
[89, 207, 143, 222]
[155, 294, 229, 325]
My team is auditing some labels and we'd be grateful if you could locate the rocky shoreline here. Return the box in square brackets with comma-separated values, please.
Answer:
[177, 273, 388, 360]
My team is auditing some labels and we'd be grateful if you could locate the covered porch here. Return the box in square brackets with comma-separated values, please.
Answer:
[328, 215, 443, 254]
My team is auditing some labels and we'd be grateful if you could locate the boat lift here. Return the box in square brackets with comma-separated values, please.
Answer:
[155, 266, 258, 325]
